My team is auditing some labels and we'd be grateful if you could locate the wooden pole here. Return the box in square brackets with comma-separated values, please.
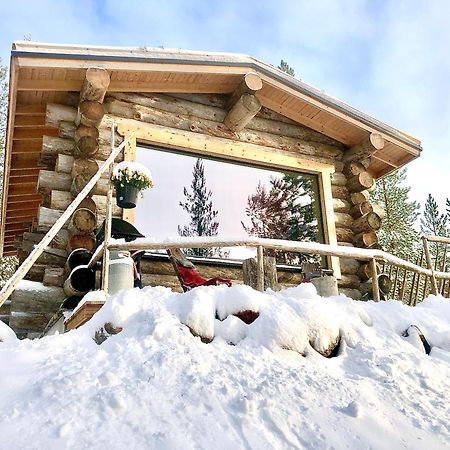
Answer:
[371, 258, 380, 302]
[422, 236, 438, 295]
[0, 130, 131, 309]
[101, 123, 115, 294]
[256, 246, 264, 292]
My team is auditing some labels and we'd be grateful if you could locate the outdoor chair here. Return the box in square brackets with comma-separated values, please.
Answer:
[167, 248, 232, 292]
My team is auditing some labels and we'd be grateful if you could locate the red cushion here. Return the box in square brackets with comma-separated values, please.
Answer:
[177, 266, 231, 289]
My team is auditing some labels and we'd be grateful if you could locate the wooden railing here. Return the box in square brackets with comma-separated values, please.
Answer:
[0, 124, 133, 309]
[94, 235, 450, 303]
[380, 235, 450, 305]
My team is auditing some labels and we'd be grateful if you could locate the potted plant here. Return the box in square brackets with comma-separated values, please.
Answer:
[111, 161, 154, 208]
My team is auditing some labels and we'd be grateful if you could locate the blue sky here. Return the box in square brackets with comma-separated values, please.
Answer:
[1, 0, 449, 213]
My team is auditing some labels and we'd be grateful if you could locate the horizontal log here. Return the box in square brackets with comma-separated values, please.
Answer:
[46, 103, 77, 127]
[353, 212, 382, 234]
[334, 212, 353, 228]
[372, 203, 385, 220]
[24, 264, 46, 282]
[42, 135, 76, 161]
[343, 161, 366, 177]
[71, 174, 111, 196]
[105, 97, 343, 161]
[224, 93, 261, 131]
[43, 268, 66, 287]
[347, 172, 374, 193]
[336, 227, 354, 244]
[353, 231, 378, 248]
[76, 100, 105, 128]
[80, 68, 110, 103]
[350, 190, 370, 205]
[37, 170, 72, 192]
[333, 198, 351, 214]
[22, 230, 69, 253]
[68, 233, 96, 253]
[107, 92, 344, 148]
[338, 273, 361, 289]
[330, 172, 347, 186]
[350, 201, 373, 219]
[339, 258, 361, 275]
[331, 185, 349, 200]
[357, 262, 380, 281]
[71, 208, 96, 233]
[343, 133, 385, 163]
[10, 281, 65, 314]
[37, 206, 66, 232]
[55, 153, 109, 179]
[72, 158, 99, 178]
[50, 190, 120, 218]
[9, 312, 55, 335]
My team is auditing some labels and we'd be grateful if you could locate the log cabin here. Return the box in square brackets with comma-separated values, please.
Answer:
[0, 42, 422, 338]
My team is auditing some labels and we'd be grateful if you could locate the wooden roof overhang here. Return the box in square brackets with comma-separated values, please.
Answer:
[1, 42, 422, 256]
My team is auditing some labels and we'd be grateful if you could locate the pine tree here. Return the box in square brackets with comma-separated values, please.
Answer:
[242, 174, 319, 263]
[421, 194, 448, 236]
[278, 60, 295, 77]
[0, 60, 18, 287]
[178, 158, 220, 257]
[370, 168, 420, 261]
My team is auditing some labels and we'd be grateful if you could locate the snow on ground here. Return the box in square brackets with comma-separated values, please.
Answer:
[0, 284, 449, 450]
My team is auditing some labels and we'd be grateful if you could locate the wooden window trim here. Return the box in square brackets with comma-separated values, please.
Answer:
[117, 120, 340, 278]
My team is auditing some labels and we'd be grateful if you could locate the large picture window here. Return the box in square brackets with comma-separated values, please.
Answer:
[135, 146, 325, 264]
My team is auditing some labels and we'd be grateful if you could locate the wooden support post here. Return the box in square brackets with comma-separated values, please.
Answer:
[371, 258, 380, 302]
[256, 245, 264, 292]
[122, 133, 136, 224]
[422, 236, 438, 295]
[101, 124, 115, 295]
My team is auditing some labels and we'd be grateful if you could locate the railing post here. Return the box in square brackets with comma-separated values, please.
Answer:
[422, 236, 438, 295]
[371, 258, 380, 302]
[256, 245, 264, 292]
[101, 123, 115, 294]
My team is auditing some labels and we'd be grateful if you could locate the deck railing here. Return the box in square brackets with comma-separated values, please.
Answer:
[94, 235, 450, 303]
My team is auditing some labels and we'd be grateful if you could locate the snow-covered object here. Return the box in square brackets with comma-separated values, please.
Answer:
[111, 161, 154, 190]
[0, 286, 449, 449]
[0, 320, 16, 342]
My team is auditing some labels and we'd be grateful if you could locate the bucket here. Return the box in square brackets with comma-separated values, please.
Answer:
[108, 250, 134, 295]
[115, 183, 140, 209]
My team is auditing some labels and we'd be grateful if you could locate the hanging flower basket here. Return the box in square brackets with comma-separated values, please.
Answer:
[111, 162, 154, 209]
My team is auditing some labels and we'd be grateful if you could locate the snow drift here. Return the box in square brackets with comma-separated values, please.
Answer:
[0, 284, 449, 449]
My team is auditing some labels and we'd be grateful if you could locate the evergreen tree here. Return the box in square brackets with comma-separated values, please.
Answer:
[370, 168, 420, 261]
[421, 194, 448, 236]
[0, 60, 18, 287]
[242, 174, 319, 263]
[278, 60, 295, 77]
[178, 158, 219, 257]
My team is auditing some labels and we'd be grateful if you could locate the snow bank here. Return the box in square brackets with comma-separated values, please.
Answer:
[0, 320, 17, 342]
[0, 285, 449, 449]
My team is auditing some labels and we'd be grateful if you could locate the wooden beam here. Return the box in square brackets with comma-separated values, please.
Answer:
[15, 115, 46, 127]
[116, 119, 335, 174]
[224, 74, 263, 132]
[371, 153, 399, 168]
[80, 68, 111, 103]
[6, 201, 41, 211]
[15, 104, 46, 115]
[8, 183, 38, 196]
[227, 72, 263, 108]
[10, 153, 41, 169]
[17, 78, 83, 91]
[343, 133, 385, 163]
[9, 168, 40, 177]
[12, 140, 43, 152]
[13, 127, 58, 140]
